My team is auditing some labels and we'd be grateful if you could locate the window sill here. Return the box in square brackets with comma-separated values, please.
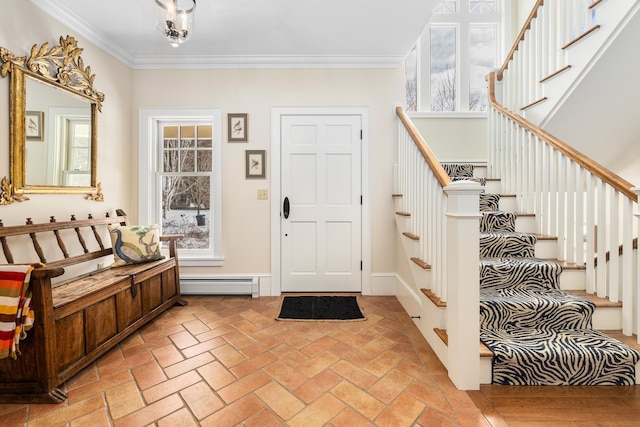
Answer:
[180, 258, 224, 267]
[408, 111, 488, 119]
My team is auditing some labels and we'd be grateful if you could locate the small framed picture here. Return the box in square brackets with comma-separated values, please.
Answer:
[228, 113, 248, 142]
[26, 111, 44, 141]
[245, 150, 266, 179]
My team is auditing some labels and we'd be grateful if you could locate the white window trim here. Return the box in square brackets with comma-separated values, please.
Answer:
[139, 107, 223, 266]
[418, 0, 511, 113]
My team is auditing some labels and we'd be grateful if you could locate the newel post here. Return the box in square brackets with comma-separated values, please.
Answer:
[444, 180, 482, 390]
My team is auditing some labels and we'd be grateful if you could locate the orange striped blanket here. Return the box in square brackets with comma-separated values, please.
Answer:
[0, 265, 35, 359]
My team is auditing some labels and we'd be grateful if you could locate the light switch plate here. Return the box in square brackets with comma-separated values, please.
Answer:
[257, 189, 268, 200]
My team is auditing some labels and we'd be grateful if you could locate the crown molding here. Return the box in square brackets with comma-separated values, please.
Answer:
[129, 55, 406, 69]
[29, 0, 404, 69]
[29, 0, 136, 67]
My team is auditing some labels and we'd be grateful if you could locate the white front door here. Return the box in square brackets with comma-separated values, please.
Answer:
[281, 115, 362, 292]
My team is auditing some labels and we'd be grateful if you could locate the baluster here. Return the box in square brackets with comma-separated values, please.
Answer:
[70, 214, 90, 254]
[585, 173, 596, 294]
[50, 216, 70, 259]
[549, 148, 558, 238]
[0, 219, 14, 264]
[89, 213, 105, 250]
[596, 181, 607, 298]
[26, 218, 46, 264]
[556, 152, 566, 260]
[575, 166, 584, 265]
[540, 142, 550, 236]
[534, 138, 543, 235]
[608, 189, 619, 302]
[566, 160, 575, 264]
[621, 197, 633, 335]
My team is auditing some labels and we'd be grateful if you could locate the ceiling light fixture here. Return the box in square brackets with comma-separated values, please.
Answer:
[154, 0, 196, 47]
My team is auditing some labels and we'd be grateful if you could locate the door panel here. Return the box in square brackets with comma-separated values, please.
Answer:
[281, 115, 362, 292]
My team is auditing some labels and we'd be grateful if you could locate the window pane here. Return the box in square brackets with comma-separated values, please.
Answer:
[434, 0, 457, 14]
[73, 124, 90, 147]
[469, 25, 496, 111]
[161, 175, 211, 250]
[430, 26, 457, 112]
[180, 125, 195, 139]
[181, 150, 195, 172]
[470, 0, 496, 14]
[70, 148, 90, 170]
[197, 125, 212, 138]
[164, 126, 178, 139]
[405, 43, 418, 112]
[163, 149, 179, 172]
[197, 150, 212, 172]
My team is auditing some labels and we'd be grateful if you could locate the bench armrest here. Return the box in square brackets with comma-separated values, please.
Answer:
[160, 234, 183, 259]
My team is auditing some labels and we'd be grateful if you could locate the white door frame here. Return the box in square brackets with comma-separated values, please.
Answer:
[270, 107, 371, 296]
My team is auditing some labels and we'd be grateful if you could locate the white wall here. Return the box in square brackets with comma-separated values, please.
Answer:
[0, 2, 133, 229]
[410, 116, 487, 162]
[131, 68, 404, 279]
[1, 3, 405, 291]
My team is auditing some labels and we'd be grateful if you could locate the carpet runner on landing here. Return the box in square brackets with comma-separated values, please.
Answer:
[442, 163, 640, 386]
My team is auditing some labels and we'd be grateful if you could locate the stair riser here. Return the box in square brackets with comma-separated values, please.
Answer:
[592, 306, 622, 330]
[515, 216, 537, 233]
[498, 196, 517, 212]
[558, 269, 586, 290]
[484, 180, 501, 193]
[534, 239, 556, 259]
[479, 356, 640, 385]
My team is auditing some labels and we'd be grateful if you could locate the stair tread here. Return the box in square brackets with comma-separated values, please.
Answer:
[411, 258, 431, 270]
[568, 290, 622, 307]
[421, 288, 445, 307]
[434, 328, 493, 358]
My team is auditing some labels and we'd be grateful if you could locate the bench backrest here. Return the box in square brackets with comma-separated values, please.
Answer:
[0, 209, 128, 270]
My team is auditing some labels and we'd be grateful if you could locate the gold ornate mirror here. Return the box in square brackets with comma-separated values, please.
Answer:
[0, 36, 104, 204]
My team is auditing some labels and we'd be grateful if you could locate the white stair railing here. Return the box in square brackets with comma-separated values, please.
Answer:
[396, 107, 450, 301]
[488, 71, 640, 340]
[396, 107, 482, 390]
[499, 0, 597, 114]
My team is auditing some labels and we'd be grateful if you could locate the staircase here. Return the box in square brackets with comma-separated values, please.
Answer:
[444, 163, 640, 385]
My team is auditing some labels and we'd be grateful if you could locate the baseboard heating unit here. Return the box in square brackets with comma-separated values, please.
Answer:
[180, 276, 259, 298]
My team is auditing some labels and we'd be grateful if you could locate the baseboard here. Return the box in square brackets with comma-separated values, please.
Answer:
[180, 275, 260, 298]
[370, 273, 398, 295]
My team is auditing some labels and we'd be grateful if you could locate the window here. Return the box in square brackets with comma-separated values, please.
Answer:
[63, 118, 91, 186]
[417, 0, 507, 112]
[139, 108, 223, 266]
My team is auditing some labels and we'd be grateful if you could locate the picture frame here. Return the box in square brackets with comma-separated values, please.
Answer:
[26, 111, 44, 141]
[245, 150, 266, 179]
[228, 113, 248, 142]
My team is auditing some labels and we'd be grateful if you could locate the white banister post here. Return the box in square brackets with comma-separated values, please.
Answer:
[632, 187, 640, 343]
[444, 180, 482, 390]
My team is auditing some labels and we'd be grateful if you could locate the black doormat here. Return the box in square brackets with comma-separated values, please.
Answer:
[276, 296, 366, 321]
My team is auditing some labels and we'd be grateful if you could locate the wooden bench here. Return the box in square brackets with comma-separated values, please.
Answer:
[0, 209, 185, 403]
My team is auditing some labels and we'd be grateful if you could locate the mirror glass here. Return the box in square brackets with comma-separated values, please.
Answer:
[25, 76, 93, 187]
[1, 36, 103, 200]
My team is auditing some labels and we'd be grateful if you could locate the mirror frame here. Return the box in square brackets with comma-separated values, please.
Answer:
[0, 35, 104, 202]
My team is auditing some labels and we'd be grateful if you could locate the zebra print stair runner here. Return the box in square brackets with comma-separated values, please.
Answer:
[442, 163, 640, 385]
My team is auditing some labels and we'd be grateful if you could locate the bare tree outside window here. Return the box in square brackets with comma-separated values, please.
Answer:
[160, 125, 213, 250]
[405, 43, 418, 111]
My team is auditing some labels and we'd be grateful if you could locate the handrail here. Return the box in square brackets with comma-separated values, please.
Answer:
[497, 0, 544, 80]
[395, 106, 451, 188]
[487, 72, 638, 202]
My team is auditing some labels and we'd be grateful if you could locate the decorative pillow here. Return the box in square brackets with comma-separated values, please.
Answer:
[108, 224, 164, 266]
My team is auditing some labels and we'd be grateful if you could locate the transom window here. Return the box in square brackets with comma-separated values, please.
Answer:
[414, 0, 507, 112]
